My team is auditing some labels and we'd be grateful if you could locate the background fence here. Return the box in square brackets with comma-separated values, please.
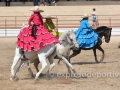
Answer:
[0, 14, 120, 37]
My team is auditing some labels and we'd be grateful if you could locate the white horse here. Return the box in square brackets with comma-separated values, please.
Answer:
[10, 30, 79, 81]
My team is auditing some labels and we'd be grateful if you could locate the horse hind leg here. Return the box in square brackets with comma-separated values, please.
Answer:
[35, 54, 47, 81]
[26, 61, 34, 78]
[10, 47, 22, 81]
[46, 51, 56, 78]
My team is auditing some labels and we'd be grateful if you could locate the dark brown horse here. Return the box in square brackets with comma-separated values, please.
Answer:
[67, 26, 112, 63]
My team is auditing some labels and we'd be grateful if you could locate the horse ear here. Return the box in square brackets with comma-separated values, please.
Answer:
[67, 30, 71, 35]
[71, 30, 74, 32]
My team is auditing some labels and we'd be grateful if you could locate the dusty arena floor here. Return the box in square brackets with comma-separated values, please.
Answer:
[0, 36, 120, 90]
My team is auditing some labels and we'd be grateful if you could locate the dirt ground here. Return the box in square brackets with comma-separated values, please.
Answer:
[0, 36, 120, 90]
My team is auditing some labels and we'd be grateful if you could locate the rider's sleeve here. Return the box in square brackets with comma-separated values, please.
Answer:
[28, 14, 34, 23]
[43, 23, 48, 29]
[52, 22, 55, 29]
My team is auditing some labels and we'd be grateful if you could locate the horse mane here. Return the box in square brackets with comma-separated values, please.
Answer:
[59, 31, 69, 40]
[95, 26, 108, 32]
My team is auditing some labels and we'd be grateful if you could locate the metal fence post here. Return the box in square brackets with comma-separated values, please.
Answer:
[109, 17, 111, 27]
[97, 15, 99, 26]
[15, 16, 16, 27]
[56, 16, 58, 31]
[5, 19, 7, 36]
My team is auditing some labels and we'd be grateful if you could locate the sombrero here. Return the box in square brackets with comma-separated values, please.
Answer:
[43, 13, 56, 19]
[29, 6, 44, 12]
[81, 13, 91, 18]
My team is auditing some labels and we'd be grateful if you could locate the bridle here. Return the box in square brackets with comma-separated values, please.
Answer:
[97, 27, 111, 43]
[60, 33, 77, 47]
[60, 33, 73, 45]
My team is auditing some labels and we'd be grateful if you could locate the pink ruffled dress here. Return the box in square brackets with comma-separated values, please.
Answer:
[16, 13, 60, 52]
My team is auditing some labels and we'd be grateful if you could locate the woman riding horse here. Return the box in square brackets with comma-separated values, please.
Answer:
[58, 13, 112, 63]
[74, 13, 98, 48]
[43, 13, 62, 38]
[16, 6, 60, 53]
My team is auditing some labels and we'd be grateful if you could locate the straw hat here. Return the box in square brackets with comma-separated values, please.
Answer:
[43, 13, 56, 19]
[29, 6, 44, 12]
[81, 13, 90, 18]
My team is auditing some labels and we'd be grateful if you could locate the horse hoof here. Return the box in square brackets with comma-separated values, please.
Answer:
[57, 61, 60, 64]
[10, 75, 15, 81]
[35, 77, 39, 81]
[72, 69, 77, 73]
[10, 76, 19, 81]
[14, 77, 19, 81]
[28, 74, 34, 78]
[34, 78, 39, 82]
[95, 59, 99, 63]
[74, 74, 80, 79]
[10, 77, 14, 81]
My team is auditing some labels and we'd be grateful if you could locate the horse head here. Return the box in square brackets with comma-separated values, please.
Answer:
[104, 27, 112, 43]
[59, 30, 79, 49]
[95, 26, 112, 43]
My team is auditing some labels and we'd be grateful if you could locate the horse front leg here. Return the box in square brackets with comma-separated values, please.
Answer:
[46, 51, 56, 78]
[69, 48, 81, 63]
[33, 58, 40, 72]
[11, 60, 25, 81]
[10, 47, 22, 81]
[57, 59, 61, 64]
[58, 49, 70, 64]
[96, 45, 105, 62]
[93, 48, 99, 63]
[56, 52, 78, 76]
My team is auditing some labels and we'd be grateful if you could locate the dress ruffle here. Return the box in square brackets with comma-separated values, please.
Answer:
[74, 28, 98, 48]
[16, 25, 60, 52]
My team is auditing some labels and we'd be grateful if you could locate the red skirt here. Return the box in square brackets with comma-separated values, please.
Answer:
[16, 25, 60, 52]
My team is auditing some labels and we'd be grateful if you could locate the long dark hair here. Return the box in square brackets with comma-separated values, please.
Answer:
[31, 12, 43, 39]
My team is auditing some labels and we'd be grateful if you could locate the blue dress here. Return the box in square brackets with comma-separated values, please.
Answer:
[74, 19, 98, 48]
